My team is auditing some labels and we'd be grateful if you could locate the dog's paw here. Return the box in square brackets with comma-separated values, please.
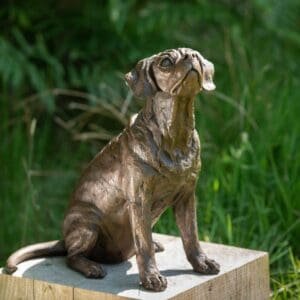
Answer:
[84, 264, 107, 278]
[141, 270, 167, 291]
[192, 254, 220, 275]
[153, 240, 165, 252]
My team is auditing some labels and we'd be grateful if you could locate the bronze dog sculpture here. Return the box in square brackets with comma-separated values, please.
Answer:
[6, 48, 220, 291]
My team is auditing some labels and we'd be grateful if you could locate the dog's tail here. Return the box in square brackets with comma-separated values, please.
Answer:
[5, 240, 66, 274]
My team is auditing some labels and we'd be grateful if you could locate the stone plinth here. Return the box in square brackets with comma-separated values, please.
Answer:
[0, 233, 270, 299]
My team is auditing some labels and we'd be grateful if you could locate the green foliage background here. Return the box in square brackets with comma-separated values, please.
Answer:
[0, 1, 299, 298]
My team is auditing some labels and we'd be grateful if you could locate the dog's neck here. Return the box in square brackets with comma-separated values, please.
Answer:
[142, 92, 196, 152]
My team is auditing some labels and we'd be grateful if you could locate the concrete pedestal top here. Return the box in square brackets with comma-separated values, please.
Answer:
[0, 233, 270, 300]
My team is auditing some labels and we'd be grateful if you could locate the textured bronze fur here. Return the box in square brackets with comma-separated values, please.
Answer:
[6, 48, 220, 291]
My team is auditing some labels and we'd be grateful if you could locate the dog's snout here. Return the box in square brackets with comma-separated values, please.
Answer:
[182, 51, 199, 62]
[181, 51, 201, 73]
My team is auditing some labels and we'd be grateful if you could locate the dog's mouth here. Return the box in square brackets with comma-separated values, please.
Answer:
[171, 67, 202, 95]
[189, 67, 202, 87]
[193, 55, 204, 88]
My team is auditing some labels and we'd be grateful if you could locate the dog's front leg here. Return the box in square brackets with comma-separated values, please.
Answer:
[173, 191, 220, 275]
[128, 192, 167, 291]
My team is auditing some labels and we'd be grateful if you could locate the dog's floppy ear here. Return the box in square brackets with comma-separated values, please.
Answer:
[201, 59, 216, 91]
[125, 59, 158, 100]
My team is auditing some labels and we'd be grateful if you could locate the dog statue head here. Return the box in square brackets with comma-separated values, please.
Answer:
[125, 48, 215, 99]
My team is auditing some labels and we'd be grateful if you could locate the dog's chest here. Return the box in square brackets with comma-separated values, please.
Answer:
[131, 132, 200, 178]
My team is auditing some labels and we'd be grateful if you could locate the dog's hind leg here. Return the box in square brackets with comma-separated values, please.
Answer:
[65, 226, 106, 278]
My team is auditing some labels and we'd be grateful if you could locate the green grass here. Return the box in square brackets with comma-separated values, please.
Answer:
[0, 1, 299, 298]
[0, 102, 89, 259]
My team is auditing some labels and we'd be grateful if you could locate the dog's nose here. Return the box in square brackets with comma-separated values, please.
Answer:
[183, 51, 198, 61]
[183, 51, 201, 70]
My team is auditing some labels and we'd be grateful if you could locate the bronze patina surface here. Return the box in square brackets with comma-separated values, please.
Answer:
[6, 48, 220, 291]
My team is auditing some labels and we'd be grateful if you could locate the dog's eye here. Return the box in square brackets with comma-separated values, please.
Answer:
[160, 58, 173, 68]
